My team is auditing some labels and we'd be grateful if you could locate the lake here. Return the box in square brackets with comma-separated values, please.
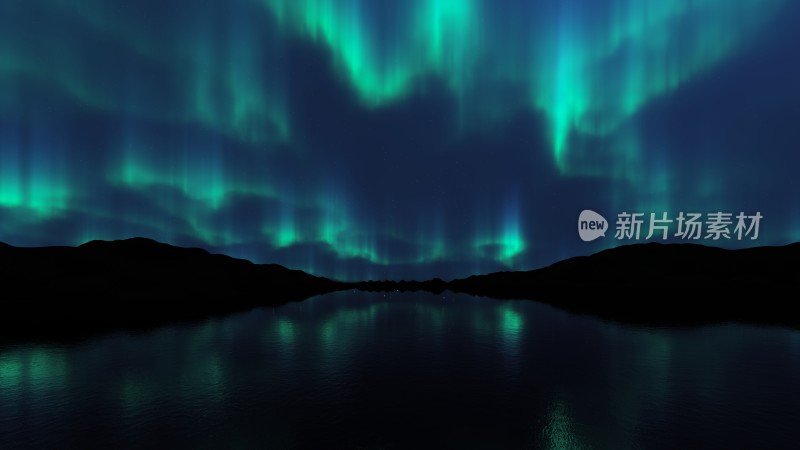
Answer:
[2, 291, 799, 449]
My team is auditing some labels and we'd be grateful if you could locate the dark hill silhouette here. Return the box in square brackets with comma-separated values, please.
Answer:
[447, 242, 800, 326]
[2, 239, 799, 340]
[0, 238, 346, 339]
[354, 242, 800, 326]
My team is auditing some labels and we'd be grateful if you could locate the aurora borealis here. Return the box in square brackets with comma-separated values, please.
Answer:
[1, 0, 799, 280]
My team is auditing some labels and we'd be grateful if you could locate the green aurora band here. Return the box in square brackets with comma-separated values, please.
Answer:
[0, 0, 796, 279]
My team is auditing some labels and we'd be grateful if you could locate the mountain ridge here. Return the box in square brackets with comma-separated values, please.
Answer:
[0, 237, 345, 339]
[1, 238, 798, 340]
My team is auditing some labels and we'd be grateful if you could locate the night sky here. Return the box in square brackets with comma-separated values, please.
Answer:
[1, 0, 799, 281]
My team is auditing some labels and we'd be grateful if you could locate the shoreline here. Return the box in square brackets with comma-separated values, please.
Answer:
[2, 239, 798, 342]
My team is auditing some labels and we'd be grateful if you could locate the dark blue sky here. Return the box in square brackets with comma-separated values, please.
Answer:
[1, 0, 799, 280]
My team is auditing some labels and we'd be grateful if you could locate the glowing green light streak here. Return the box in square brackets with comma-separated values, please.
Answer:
[263, 0, 479, 107]
[474, 199, 526, 267]
[534, 0, 785, 174]
[261, 0, 784, 174]
[1, 0, 290, 145]
[0, 142, 71, 217]
[112, 148, 277, 211]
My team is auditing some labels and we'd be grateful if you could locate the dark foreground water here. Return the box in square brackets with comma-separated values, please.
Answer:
[2, 291, 800, 449]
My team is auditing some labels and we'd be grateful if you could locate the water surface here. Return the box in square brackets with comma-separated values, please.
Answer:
[2, 291, 799, 448]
